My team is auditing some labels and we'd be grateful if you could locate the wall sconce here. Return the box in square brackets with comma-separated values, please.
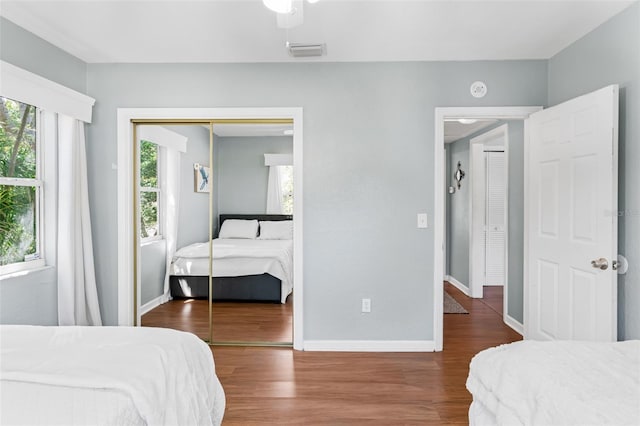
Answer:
[454, 161, 465, 189]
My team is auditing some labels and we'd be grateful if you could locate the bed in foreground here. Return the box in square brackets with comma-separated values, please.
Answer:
[466, 340, 640, 426]
[0, 325, 225, 426]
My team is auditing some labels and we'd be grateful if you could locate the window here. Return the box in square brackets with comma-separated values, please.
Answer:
[139, 139, 161, 241]
[0, 97, 44, 273]
[280, 165, 293, 214]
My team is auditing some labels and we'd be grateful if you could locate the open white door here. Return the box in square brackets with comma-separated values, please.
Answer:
[525, 85, 618, 341]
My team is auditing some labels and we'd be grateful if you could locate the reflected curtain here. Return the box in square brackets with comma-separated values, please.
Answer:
[163, 148, 181, 299]
[266, 166, 283, 214]
[57, 115, 102, 326]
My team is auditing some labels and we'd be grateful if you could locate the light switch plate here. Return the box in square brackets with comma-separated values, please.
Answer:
[417, 213, 428, 228]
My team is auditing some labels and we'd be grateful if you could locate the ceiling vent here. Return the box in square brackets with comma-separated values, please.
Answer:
[286, 42, 326, 58]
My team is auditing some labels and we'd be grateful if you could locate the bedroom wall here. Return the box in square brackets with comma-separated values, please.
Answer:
[164, 125, 213, 250]
[0, 17, 87, 325]
[447, 137, 470, 287]
[446, 121, 525, 323]
[217, 136, 293, 215]
[86, 60, 547, 339]
[140, 240, 166, 305]
[547, 1, 640, 340]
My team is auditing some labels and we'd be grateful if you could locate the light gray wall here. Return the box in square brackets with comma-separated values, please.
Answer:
[445, 147, 451, 276]
[506, 121, 525, 323]
[0, 17, 87, 325]
[0, 17, 87, 93]
[447, 137, 470, 287]
[548, 2, 640, 340]
[140, 240, 166, 305]
[86, 61, 547, 338]
[164, 126, 212, 249]
[217, 136, 293, 215]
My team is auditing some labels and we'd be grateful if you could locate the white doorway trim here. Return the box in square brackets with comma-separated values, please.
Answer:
[469, 124, 508, 300]
[117, 107, 304, 350]
[434, 106, 541, 351]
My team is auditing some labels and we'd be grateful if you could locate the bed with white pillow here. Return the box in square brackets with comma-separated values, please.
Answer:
[0, 325, 225, 426]
[170, 214, 293, 303]
[466, 340, 640, 426]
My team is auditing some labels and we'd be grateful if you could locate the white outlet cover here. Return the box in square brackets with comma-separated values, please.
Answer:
[470, 81, 487, 98]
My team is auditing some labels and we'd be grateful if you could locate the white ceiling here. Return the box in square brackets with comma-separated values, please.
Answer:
[444, 119, 498, 143]
[0, 0, 634, 63]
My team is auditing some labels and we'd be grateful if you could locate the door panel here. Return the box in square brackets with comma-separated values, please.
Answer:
[485, 151, 505, 286]
[526, 85, 618, 342]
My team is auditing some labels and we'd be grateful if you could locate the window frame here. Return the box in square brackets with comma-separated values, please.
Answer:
[139, 140, 163, 244]
[0, 106, 45, 275]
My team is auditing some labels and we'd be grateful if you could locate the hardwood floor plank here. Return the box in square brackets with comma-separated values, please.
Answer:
[143, 283, 521, 424]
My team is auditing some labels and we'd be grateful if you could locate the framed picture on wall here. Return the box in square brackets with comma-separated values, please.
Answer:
[194, 163, 211, 193]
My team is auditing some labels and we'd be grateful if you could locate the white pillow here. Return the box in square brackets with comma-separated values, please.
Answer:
[218, 219, 259, 239]
[258, 220, 293, 240]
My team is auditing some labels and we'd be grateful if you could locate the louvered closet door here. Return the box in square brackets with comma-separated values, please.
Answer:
[485, 151, 505, 286]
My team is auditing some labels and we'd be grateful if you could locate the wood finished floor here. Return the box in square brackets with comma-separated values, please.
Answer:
[146, 283, 521, 424]
[141, 298, 293, 342]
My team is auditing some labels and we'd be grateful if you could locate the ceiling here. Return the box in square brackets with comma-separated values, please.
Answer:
[0, 1, 634, 63]
[444, 119, 498, 143]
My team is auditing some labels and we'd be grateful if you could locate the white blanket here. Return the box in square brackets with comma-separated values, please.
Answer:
[0, 325, 225, 426]
[466, 340, 640, 426]
[171, 238, 294, 303]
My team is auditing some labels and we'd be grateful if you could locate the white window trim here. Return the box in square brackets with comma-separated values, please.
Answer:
[139, 141, 163, 243]
[0, 108, 48, 276]
[0, 61, 95, 123]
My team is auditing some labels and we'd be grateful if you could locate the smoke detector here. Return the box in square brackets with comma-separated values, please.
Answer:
[286, 42, 326, 58]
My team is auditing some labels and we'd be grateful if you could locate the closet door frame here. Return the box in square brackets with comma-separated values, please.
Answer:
[116, 108, 304, 351]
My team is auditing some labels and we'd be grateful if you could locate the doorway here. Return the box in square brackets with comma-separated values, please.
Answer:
[433, 106, 542, 351]
[116, 108, 304, 350]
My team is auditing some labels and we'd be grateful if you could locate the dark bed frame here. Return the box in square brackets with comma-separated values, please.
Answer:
[169, 214, 293, 303]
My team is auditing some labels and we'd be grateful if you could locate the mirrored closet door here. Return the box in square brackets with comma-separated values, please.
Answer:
[134, 119, 294, 347]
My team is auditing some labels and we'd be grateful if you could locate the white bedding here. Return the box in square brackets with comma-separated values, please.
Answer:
[171, 238, 293, 303]
[466, 340, 640, 426]
[0, 325, 225, 426]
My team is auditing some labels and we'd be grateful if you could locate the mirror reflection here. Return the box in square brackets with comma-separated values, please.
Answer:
[139, 121, 294, 345]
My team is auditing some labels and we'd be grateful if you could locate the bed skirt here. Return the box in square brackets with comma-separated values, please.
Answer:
[169, 274, 282, 303]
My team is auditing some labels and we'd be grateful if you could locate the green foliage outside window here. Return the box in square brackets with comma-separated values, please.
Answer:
[0, 97, 38, 266]
[140, 140, 159, 238]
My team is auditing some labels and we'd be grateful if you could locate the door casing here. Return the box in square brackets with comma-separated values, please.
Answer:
[434, 106, 542, 351]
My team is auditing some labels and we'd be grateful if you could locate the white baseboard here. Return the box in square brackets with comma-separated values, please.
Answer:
[303, 340, 436, 352]
[504, 314, 524, 336]
[140, 293, 170, 316]
[445, 275, 470, 296]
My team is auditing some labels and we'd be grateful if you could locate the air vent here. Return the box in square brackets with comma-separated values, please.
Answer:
[286, 42, 326, 58]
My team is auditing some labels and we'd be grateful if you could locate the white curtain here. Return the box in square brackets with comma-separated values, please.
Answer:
[264, 154, 292, 214]
[57, 115, 102, 326]
[266, 166, 284, 214]
[163, 148, 181, 299]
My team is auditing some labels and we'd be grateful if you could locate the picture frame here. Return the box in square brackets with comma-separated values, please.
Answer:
[194, 163, 211, 193]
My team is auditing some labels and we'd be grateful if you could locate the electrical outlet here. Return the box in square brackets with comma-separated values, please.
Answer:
[361, 298, 371, 313]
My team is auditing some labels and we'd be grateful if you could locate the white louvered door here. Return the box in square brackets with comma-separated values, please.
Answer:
[485, 151, 505, 286]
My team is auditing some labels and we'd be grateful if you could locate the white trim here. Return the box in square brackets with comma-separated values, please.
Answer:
[504, 314, 524, 336]
[434, 106, 542, 352]
[139, 293, 171, 316]
[469, 124, 509, 299]
[444, 275, 470, 296]
[117, 107, 304, 351]
[304, 340, 436, 352]
[0, 61, 95, 123]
